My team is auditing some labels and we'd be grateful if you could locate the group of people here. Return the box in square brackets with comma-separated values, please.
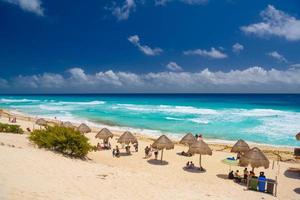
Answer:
[97, 141, 111, 151]
[111, 142, 139, 158]
[185, 161, 195, 169]
[8, 117, 17, 123]
[194, 134, 203, 141]
[228, 168, 266, 186]
[144, 145, 159, 159]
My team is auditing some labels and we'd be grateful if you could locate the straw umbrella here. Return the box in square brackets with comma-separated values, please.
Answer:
[188, 140, 212, 171]
[95, 128, 113, 142]
[62, 121, 75, 128]
[240, 147, 270, 172]
[77, 123, 91, 134]
[117, 131, 137, 144]
[296, 132, 300, 140]
[179, 133, 197, 147]
[231, 139, 250, 153]
[152, 135, 174, 163]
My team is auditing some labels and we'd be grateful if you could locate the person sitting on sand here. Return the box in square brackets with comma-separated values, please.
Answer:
[154, 150, 159, 160]
[26, 127, 31, 132]
[115, 146, 120, 157]
[144, 146, 150, 157]
[228, 170, 234, 179]
[134, 142, 138, 152]
[125, 145, 131, 154]
[186, 161, 190, 168]
[249, 171, 256, 179]
[234, 170, 242, 182]
[97, 143, 101, 151]
[190, 161, 195, 168]
[197, 134, 203, 141]
[112, 149, 116, 157]
[243, 168, 249, 180]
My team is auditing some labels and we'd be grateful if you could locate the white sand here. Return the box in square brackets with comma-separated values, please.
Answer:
[0, 114, 299, 200]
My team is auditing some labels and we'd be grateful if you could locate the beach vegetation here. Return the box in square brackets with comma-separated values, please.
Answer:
[0, 122, 24, 134]
[29, 126, 93, 158]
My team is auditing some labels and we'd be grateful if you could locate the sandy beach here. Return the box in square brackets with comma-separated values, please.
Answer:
[0, 111, 299, 200]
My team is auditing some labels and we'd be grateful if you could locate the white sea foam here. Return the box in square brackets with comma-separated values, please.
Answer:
[115, 104, 218, 115]
[188, 118, 210, 124]
[0, 98, 40, 103]
[58, 101, 106, 105]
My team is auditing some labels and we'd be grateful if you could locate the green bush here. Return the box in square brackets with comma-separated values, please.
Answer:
[0, 122, 24, 134]
[29, 126, 93, 158]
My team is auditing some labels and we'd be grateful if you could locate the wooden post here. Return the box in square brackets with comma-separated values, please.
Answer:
[161, 149, 164, 163]
[199, 154, 202, 170]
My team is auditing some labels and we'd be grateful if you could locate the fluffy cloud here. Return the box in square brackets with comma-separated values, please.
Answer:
[267, 51, 288, 63]
[166, 62, 183, 71]
[184, 47, 227, 59]
[128, 35, 163, 56]
[155, 0, 209, 6]
[232, 43, 244, 53]
[110, 0, 136, 21]
[1, 0, 44, 16]
[1, 66, 300, 93]
[241, 5, 300, 41]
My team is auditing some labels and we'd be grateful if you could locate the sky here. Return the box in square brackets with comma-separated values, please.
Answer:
[0, 0, 300, 93]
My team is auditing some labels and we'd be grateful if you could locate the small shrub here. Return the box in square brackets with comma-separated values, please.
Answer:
[29, 126, 93, 158]
[0, 122, 24, 134]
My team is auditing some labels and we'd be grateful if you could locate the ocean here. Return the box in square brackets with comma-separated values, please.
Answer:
[0, 94, 299, 147]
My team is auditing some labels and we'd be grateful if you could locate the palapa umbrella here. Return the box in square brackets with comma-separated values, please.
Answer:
[296, 132, 300, 140]
[95, 128, 113, 141]
[188, 140, 212, 171]
[77, 123, 91, 134]
[117, 131, 137, 144]
[62, 121, 75, 128]
[152, 135, 174, 163]
[179, 133, 197, 147]
[231, 139, 250, 153]
[36, 118, 47, 126]
[240, 147, 269, 172]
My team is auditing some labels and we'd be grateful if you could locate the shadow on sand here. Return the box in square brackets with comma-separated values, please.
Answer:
[216, 174, 228, 180]
[176, 152, 192, 157]
[147, 159, 169, 165]
[294, 188, 300, 194]
[284, 168, 300, 180]
[182, 167, 206, 173]
[118, 152, 132, 157]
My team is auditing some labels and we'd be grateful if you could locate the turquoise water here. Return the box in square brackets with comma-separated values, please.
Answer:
[0, 94, 300, 147]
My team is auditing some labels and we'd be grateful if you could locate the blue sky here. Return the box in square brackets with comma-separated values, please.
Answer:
[0, 0, 300, 93]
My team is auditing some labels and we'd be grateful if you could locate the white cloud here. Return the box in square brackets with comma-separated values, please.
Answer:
[166, 62, 183, 71]
[111, 0, 136, 21]
[1, 0, 44, 16]
[267, 51, 288, 63]
[183, 47, 227, 59]
[155, 0, 208, 6]
[241, 5, 300, 41]
[290, 63, 300, 68]
[128, 35, 163, 56]
[232, 43, 244, 53]
[2, 66, 300, 93]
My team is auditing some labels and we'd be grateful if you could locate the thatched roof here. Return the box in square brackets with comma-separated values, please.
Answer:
[152, 135, 174, 150]
[296, 132, 300, 141]
[36, 118, 47, 126]
[77, 123, 91, 134]
[188, 140, 212, 155]
[95, 128, 113, 140]
[240, 147, 269, 169]
[117, 131, 137, 144]
[62, 121, 75, 128]
[231, 139, 250, 153]
[179, 133, 197, 146]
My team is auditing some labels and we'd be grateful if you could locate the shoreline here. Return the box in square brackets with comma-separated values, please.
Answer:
[0, 108, 296, 161]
